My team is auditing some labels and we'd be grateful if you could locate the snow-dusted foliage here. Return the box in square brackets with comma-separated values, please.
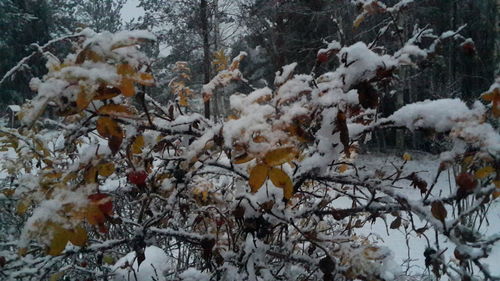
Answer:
[0, 1, 499, 281]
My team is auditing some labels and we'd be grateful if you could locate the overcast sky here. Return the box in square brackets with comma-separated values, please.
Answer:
[121, 0, 145, 22]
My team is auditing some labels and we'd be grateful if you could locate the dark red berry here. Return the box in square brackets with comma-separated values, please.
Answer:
[456, 173, 477, 191]
[317, 52, 329, 63]
[128, 170, 148, 186]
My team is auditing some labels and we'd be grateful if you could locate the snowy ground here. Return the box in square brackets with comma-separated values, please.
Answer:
[351, 152, 500, 276]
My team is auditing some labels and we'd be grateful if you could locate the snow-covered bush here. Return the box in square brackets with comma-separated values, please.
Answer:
[0, 1, 499, 280]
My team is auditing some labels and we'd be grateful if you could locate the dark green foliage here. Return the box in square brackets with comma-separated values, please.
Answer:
[0, 0, 53, 105]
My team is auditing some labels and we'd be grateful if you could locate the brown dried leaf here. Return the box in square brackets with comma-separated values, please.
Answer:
[336, 111, 350, 157]
[76, 89, 94, 112]
[96, 117, 123, 138]
[431, 201, 447, 222]
[119, 78, 136, 97]
[94, 86, 121, 100]
[97, 163, 115, 177]
[108, 135, 123, 155]
[474, 166, 494, 180]
[48, 225, 70, 256]
[390, 217, 402, 229]
[69, 225, 88, 247]
[84, 166, 98, 184]
[136, 73, 155, 86]
[98, 104, 135, 118]
[130, 135, 145, 154]
[233, 153, 254, 164]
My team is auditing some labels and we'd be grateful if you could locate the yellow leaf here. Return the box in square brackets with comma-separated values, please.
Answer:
[179, 95, 189, 107]
[84, 166, 98, 184]
[116, 63, 136, 76]
[131, 135, 145, 154]
[50, 272, 63, 281]
[96, 117, 123, 139]
[353, 14, 366, 28]
[98, 104, 135, 118]
[97, 163, 115, 177]
[249, 164, 269, 193]
[402, 153, 412, 161]
[44, 171, 62, 179]
[76, 89, 94, 112]
[1, 189, 15, 197]
[481, 88, 498, 102]
[75, 48, 104, 64]
[263, 147, 298, 166]
[119, 78, 136, 97]
[48, 225, 70, 256]
[136, 72, 155, 86]
[102, 255, 115, 265]
[193, 188, 209, 202]
[18, 247, 28, 257]
[474, 166, 495, 179]
[338, 164, 349, 173]
[63, 172, 78, 183]
[69, 225, 87, 247]
[268, 168, 294, 200]
[212, 50, 229, 72]
[16, 199, 30, 215]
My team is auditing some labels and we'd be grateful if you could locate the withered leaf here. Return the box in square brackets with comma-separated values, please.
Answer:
[336, 111, 350, 157]
[390, 216, 402, 229]
[431, 201, 447, 223]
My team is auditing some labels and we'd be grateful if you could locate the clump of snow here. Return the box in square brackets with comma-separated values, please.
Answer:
[387, 98, 483, 132]
[394, 44, 427, 64]
[276, 74, 312, 104]
[179, 268, 210, 281]
[202, 52, 247, 98]
[19, 189, 89, 248]
[386, 0, 414, 12]
[112, 246, 170, 281]
[317, 40, 341, 56]
[336, 42, 396, 89]
[275, 62, 298, 86]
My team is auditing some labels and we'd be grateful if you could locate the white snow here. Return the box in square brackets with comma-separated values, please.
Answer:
[387, 99, 483, 132]
[112, 246, 171, 281]
[179, 268, 210, 281]
[274, 62, 298, 86]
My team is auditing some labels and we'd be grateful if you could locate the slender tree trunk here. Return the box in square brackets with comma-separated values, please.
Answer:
[201, 0, 211, 119]
[213, 0, 220, 120]
[274, 3, 286, 70]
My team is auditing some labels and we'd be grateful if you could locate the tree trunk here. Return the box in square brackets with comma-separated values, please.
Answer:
[201, 0, 211, 119]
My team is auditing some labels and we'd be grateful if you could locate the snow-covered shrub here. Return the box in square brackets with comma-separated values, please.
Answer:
[0, 1, 499, 280]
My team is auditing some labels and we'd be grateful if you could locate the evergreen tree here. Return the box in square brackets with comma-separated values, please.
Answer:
[0, 0, 53, 105]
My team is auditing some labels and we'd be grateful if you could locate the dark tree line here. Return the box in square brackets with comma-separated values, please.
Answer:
[0, 0, 498, 151]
